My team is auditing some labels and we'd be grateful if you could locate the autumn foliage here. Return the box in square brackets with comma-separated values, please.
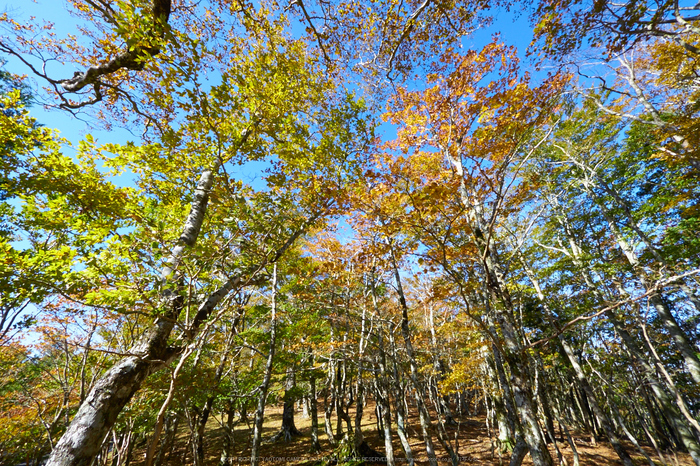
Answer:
[0, 1, 699, 466]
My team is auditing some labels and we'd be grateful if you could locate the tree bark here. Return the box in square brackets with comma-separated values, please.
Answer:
[389, 243, 438, 466]
[389, 341, 414, 466]
[46, 170, 214, 466]
[309, 361, 321, 452]
[373, 324, 396, 466]
[270, 366, 302, 443]
[251, 264, 278, 466]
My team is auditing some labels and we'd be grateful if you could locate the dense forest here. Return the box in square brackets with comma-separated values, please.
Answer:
[0, 0, 699, 465]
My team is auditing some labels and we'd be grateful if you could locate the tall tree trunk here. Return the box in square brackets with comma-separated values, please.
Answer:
[194, 395, 215, 464]
[309, 361, 321, 452]
[154, 413, 179, 466]
[194, 316, 243, 465]
[387, 329, 414, 466]
[374, 336, 396, 466]
[534, 367, 556, 446]
[519, 259, 635, 466]
[45, 170, 322, 466]
[427, 303, 456, 425]
[354, 382, 364, 448]
[324, 363, 337, 447]
[46, 171, 214, 466]
[354, 301, 370, 454]
[534, 378, 566, 466]
[251, 264, 278, 466]
[376, 382, 395, 466]
[335, 364, 353, 436]
[446, 150, 554, 466]
[145, 343, 198, 466]
[389, 242, 438, 466]
[483, 313, 524, 455]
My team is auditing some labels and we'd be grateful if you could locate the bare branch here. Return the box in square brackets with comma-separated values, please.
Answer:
[292, 0, 332, 65]
[5, 0, 172, 108]
[386, 0, 431, 77]
[527, 268, 700, 349]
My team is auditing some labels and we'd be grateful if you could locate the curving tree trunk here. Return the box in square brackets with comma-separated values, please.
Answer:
[46, 170, 214, 466]
[46, 171, 317, 466]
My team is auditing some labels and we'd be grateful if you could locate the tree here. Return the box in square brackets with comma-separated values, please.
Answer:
[2, 3, 371, 464]
[2, 0, 699, 464]
[377, 40, 566, 466]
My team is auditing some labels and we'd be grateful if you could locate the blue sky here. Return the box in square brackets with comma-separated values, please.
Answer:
[4, 0, 137, 150]
[4, 0, 538, 150]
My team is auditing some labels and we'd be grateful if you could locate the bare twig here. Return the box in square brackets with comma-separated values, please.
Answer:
[526, 268, 700, 349]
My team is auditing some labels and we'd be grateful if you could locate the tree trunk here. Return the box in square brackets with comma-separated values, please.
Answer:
[219, 402, 236, 466]
[324, 367, 337, 447]
[378, 386, 395, 466]
[483, 319, 522, 454]
[194, 395, 216, 464]
[519, 259, 634, 466]
[251, 264, 278, 466]
[302, 396, 310, 419]
[271, 367, 302, 443]
[389, 244, 438, 466]
[45, 295, 185, 466]
[155, 413, 179, 466]
[556, 214, 700, 465]
[607, 311, 700, 465]
[47, 171, 216, 466]
[334, 363, 352, 436]
[592, 193, 700, 385]
[389, 344, 414, 466]
[427, 304, 456, 425]
[354, 382, 365, 453]
[45, 169, 320, 466]
[446, 150, 554, 466]
[192, 320, 241, 466]
[371, 319, 395, 466]
[309, 365, 321, 452]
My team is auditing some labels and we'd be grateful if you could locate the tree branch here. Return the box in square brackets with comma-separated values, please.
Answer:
[386, 0, 431, 77]
[55, 0, 171, 101]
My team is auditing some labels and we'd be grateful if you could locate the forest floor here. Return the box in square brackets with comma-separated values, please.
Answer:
[138, 399, 695, 466]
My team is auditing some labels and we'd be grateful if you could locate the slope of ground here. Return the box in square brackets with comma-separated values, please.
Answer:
[137, 399, 694, 466]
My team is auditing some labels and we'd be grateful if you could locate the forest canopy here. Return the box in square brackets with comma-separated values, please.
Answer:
[0, 0, 699, 466]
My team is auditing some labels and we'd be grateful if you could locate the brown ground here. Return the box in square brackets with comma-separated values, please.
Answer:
[142, 399, 694, 466]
